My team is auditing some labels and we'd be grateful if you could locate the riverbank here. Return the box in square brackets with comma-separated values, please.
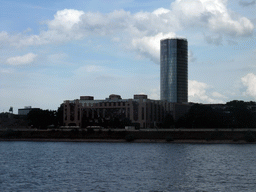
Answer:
[1, 128, 256, 143]
[0, 138, 254, 144]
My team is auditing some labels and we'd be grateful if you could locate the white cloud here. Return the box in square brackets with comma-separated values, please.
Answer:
[0, 0, 254, 63]
[47, 53, 68, 62]
[48, 9, 85, 30]
[211, 91, 227, 99]
[132, 32, 176, 63]
[171, 0, 254, 36]
[241, 73, 256, 98]
[84, 65, 103, 73]
[112, 37, 121, 42]
[239, 0, 256, 7]
[0, 68, 12, 73]
[152, 8, 170, 16]
[6, 53, 37, 66]
[204, 34, 223, 45]
[189, 80, 225, 103]
[75, 65, 104, 75]
[188, 50, 197, 62]
[149, 87, 160, 100]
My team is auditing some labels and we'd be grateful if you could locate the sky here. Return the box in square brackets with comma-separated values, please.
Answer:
[0, 0, 255, 113]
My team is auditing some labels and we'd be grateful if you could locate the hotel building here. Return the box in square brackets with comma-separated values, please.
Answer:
[160, 38, 188, 103]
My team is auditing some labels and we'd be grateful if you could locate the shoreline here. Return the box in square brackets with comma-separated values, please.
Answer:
[0, 138, 253, 144]
[1, 128, 256, 143]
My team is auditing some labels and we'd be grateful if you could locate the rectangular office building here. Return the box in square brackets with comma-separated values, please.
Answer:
[63, 94, 191, 128]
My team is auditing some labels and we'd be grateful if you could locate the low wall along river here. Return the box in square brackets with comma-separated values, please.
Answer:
[1, 128, 256, 142]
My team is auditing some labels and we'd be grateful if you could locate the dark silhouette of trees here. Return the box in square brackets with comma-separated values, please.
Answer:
[27, 109, 57, 129]
[56, 105, 64, 127]
[226, 100, 256, 128]
[175, 100, 256, 128]
[184, 104, 222, 128]
[160, 113, 174, 128]
[27, 100, 256, 129]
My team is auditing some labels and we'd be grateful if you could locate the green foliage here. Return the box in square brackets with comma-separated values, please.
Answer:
[166, 135, 174, 142]
[233, 137, 240, 142]
[244, 131, 256, 142]
[125, 134, 135, 142]
[209, 131, 224, 140]
[184, 104, 223, 128]
[27, 109, 57, 129]
[162, 113, 174, 128]
[226, 100, 256, 128]
[68, 129, 79, 138]
[176, 100, 256, 128]
[56, 105, 64, 126]
[1, 129, 21, 139]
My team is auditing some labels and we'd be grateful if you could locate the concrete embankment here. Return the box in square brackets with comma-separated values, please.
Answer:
[1, 128, 256, 143]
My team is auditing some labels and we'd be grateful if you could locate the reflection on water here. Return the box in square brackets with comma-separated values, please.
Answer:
[1, 142, 256, 191]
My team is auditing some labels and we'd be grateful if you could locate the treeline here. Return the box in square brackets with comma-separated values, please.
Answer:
[175, 100, 256, 128]
[27, 107, 63, 129]
[27, 100, 256, 129]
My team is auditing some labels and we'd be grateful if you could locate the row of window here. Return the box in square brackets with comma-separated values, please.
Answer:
[91, 102, 127, 107]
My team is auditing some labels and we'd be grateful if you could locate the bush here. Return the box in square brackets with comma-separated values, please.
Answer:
[125, 134, 135, 142]
[1, 129, 21, 139]
[166, 135, 174, 142]
[208, 131, 224, 140]
[233, 137, 240, 142]
[69, 129, 79, 138]
[244, 131, 256, 142]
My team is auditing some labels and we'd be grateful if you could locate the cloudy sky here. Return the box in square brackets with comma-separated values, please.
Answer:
[0, 0, 255, 113]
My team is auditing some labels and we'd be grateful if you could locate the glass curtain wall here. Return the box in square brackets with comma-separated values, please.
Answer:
[160, 38, 187, 103]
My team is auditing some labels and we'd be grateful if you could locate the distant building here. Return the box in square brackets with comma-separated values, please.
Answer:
[18, 106, 40, 116]
[63, 94, 191, 128]
[160, 38, 188, 103]
[62, 38, 190, 128]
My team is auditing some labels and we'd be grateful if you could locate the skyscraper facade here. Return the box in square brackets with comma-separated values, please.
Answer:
[160, 38, 188, 103]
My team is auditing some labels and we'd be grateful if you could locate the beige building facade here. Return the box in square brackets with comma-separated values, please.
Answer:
[63, 94, 191, 128]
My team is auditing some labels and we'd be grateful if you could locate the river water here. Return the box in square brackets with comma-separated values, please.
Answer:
[0, 141, 256, 191]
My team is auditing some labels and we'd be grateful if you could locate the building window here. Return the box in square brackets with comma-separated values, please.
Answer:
[133, 102, 138, 121]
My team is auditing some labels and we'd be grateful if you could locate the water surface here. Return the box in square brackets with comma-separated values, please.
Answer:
[1, 142, 256, 191]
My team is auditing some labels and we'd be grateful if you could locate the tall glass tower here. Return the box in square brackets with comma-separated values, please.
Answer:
[160, 38, 188, 103]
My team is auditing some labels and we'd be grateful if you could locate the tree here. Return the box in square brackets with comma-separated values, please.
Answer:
[161, 113, 174, 128]
[226, 100, 256, 128]
[27, 109, 57, 129]
[56, 104, 64, 127]
[183, 104, 223, 128]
